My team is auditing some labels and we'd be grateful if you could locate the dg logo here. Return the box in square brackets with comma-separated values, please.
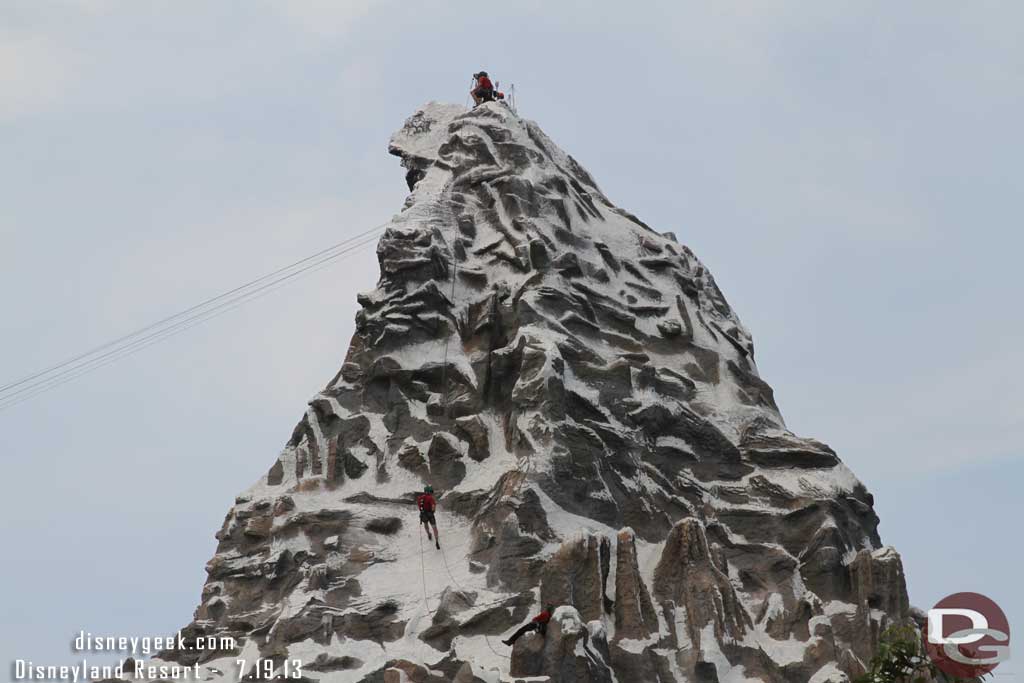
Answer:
[924, 592, 1011, 678]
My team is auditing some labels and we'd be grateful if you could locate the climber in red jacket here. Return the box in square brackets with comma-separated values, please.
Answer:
[502, 604, 555, 645]
[471, 71, 495, 106]
[417, 485, 440, 549]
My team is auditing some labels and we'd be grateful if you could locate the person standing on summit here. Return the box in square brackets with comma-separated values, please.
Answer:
[471, 71, 495, 106]
[417, 485, 441, 549]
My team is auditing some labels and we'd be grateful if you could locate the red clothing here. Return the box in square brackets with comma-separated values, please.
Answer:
[417, 493, 437, 512]
[476, 76, 493, 91]
[532, 610, 552, 624]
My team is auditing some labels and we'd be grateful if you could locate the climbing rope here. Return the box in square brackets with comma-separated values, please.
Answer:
[431, 248, 536, 504]
[418, 524, 433, 618]
[399, 582, 518, 615]
[409, 515, 517, 664]
[422, 224, 524, 576]
[406, 191, 555, 665]
[438, 542, 511, 661]
[438, 254, 459, 414]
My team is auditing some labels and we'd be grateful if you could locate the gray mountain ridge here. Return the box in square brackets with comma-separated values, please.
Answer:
[151, 101, 914, 683]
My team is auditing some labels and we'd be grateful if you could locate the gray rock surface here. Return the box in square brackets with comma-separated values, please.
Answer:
[540, 532, 609, 622]
[509, 631, 545, 677]
[539, 607, 613, 683]
[147, 101, 913, 683]
[613, 527, 658, 641]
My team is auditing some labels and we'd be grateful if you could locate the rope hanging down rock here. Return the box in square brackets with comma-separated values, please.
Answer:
[418, 524, 433, 618]
[438, 542, 511, 661]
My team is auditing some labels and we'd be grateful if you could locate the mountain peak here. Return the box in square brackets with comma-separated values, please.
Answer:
[150, 102, 908, 683]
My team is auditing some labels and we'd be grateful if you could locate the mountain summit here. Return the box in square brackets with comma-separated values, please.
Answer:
[158, 102, 910, 682]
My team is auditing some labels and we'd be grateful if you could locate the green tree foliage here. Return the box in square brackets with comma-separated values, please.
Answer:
[855, 625, 936, 683]
[855, 625, 989, 683]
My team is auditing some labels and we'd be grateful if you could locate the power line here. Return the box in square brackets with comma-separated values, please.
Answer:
[0, 226, 387, 412]
[0, 235, 381, 411]
[1, 231, 383, 406]
[0, 222, 387, 396]
[0, 236, 381, 411]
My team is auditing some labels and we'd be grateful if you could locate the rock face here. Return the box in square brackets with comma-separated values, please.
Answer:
[152, 101, 912, 682]
[614, 528, 658, 641]
[540, 532, 610, 623]
[511, 607, 613, 682]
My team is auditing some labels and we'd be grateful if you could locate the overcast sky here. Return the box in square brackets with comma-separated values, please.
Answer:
[2, 1, 1021, 678]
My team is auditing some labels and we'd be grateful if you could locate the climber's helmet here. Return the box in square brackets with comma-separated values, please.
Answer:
[424, 485, 434, 494]
[546, 603, 554, 613]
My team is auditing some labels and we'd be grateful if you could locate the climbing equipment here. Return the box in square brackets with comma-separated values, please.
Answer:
[418, 524, 433, 616]
[439, 542, 511, 660]
[438, 249, 458, 415]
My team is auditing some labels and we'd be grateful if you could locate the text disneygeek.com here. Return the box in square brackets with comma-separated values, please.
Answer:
[7, 630, 308, 682]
